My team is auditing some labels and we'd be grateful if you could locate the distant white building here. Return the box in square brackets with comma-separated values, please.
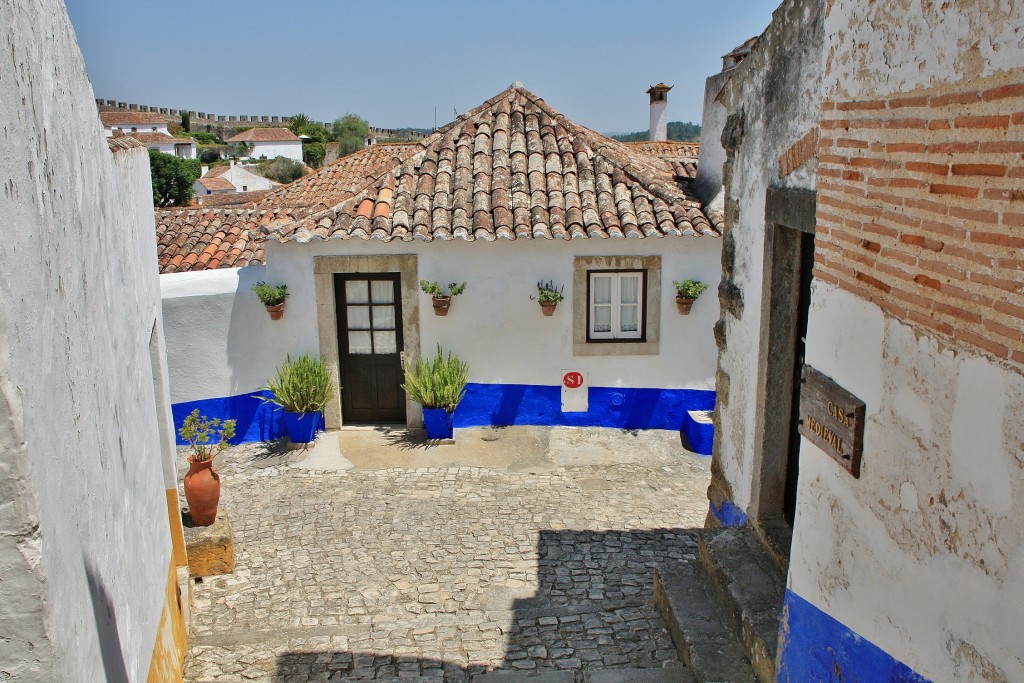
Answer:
[225, 127, 303, 163]
[99, 111, 197, 159]
[193, 160, 278, 197]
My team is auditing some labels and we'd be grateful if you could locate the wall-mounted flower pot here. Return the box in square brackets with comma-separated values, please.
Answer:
[432, 296, 451, 316]
[282, 411, 321, 444]
[540, 303, 557, 316]
[265, 303, 285, 320]
[183, 456, 221, 526]
[422, 407, 454, 439]
[676, 297, 696, 315]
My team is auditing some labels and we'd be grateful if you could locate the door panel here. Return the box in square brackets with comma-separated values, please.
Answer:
[335, 273, 405, 424]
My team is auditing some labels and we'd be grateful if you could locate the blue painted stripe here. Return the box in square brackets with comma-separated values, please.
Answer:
[681, 410, 715, 455]
[778, 589, 933, 683]
[709, 498, 748, 526]
[455, 383, 716, 431]
[172, 390, 285, 444]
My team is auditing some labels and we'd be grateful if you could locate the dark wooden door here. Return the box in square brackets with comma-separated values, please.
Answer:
[335, 273, 406, 424]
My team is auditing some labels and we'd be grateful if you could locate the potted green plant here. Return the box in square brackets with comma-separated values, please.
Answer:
[253, 281, 289, 320]
[420, 280, 467, 316]
[259, 353, 332, 444]
[179, 409, 236, 526]
[401, 344, 469, 440]
[673, 279, 710, 314]
[533, 280, 564, 316]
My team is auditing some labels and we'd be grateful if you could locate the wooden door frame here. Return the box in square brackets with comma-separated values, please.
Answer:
[749, 187, 817, 527]
[314, 254, 421, 429]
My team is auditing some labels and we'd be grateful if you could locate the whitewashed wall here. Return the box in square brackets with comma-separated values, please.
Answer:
[250, 140, 302, 162]
[0, 0, 174, 679]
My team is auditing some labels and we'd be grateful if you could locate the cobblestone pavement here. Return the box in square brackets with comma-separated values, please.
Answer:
[182, 427, 711, 682]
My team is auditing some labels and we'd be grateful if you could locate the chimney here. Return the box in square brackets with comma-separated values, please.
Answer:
[200, 164, 209, 176]
[646, 83, 672, 142]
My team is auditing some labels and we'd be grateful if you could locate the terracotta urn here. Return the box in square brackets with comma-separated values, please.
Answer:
[676, 297, 695, 315]
[432, 295, 451, 316]
[540, 302, 557, 316]
[184, 456, 221, 526]
[266, 303, 285, 320]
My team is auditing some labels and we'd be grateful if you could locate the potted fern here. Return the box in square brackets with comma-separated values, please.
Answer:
[253, 281, 289, 320]
[673, 279, 710, 315]
[259, 353, 332, 444]
[420, 280, 467, 316]
[533, 280, 564, 316]
[179, 409, 236, 526]
[401, 344, 469, 440]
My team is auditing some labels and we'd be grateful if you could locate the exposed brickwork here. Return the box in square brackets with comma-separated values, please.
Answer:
[779, 127, 820, 177]
[815, 82, 1024, 365]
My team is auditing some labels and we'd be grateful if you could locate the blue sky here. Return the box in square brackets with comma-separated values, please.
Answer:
[66, 1, 778, 134]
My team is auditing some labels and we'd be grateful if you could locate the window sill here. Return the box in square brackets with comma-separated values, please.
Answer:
[573, 340, 660, 357]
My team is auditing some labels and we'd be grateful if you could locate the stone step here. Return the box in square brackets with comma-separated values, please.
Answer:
[698, 528, 786, 683]
[653, 559, 758, 683]
[587, 662, 696, 682]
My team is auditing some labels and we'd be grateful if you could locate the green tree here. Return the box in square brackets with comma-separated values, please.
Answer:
[259, 157, 307, 184]
[180, 111, 190, 132]
[149, 150, 201, 207]
[302, 142, 326, 168]
[288, 113, 328, 143]
[332, 113, 369, 156]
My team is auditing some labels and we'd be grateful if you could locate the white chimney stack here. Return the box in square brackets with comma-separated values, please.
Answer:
[647, 83, 673, 142]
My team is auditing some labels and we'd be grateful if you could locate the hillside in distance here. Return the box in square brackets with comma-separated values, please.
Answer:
[610, 121, 701, 142]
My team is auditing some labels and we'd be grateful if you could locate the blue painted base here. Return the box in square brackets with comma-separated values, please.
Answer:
[455, 383, 716, 430]
[681, 409, 715, 455]
[422, 408, 454, 439]
[709, 499, 747, 526]
[778, 590, 932, 682]
[282, 411, 323, 443]
[172, 390, 284, 445]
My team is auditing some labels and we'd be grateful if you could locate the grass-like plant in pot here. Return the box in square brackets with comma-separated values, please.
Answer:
[401, 344, 469, 440]
[420, 280, 467, 316]
[672, 279, 710, 315]
[533, 280, 565, 316]
[252, 281, 289, 320]
[179, 409, 236, 526]
[260, 353, 332, 444]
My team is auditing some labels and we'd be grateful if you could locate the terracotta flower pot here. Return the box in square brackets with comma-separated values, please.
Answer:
[432, 296, 451, 316]
[676, 297, 696, 315]
[266, 303, 285, 320]
[183, 456, 221, 526]
[540, 302, 557, 316]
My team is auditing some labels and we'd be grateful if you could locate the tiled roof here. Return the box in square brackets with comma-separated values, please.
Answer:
[156, 207, 303, 273]
[226, 128, 301, 143]
[100, 111, 167, 126]
[194, 190, 272, 207]
[267, 84, 717, 243]
[129, 132, 195, 146]
[624, 141, 699, 180]
[107, 135, 144, 154]
[197, 176, 235, 192]
[251, 143, 422, 210]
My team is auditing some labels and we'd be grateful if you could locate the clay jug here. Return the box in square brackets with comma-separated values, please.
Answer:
[184, 456, 221, 526]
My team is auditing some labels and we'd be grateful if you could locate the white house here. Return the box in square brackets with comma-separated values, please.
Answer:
[193, 160, 278, 198]
[2, 0, 188, 678]
[100, 110, 170, 136]
[127, 131, 197, 159]
[155, 84, 721, 444]
[225, 127, 303, 163]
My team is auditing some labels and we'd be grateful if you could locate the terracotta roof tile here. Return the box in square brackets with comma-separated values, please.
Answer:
[625, 141, 700, 180]
[267, 84, 718, 243]
[107, 136, 144, 153]
[100, 111, 167, 126]
[129, 132, 195, 146]
[225, 127, 301, 143]
[193, 189, 272, 207]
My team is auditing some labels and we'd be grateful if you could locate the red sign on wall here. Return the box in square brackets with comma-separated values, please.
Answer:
[562, 371, 585, 389]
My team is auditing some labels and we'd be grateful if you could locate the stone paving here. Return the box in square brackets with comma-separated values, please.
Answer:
[181, 426, 711, 682]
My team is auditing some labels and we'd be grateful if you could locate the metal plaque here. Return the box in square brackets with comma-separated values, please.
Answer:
[798, 365, 865, 478]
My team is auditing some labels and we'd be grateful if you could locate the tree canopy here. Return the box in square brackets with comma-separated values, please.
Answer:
[289, 113, 329, 143]
[259, 157, 307, 184]
[149, 150, 201, 207]
[611, 121, 702, 143]
[333, 114, 369, 157]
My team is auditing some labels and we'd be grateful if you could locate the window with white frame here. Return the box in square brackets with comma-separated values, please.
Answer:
[588, 270, 646, 341]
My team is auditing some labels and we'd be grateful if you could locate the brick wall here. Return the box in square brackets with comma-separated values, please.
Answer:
[813, 81, 1024, 364]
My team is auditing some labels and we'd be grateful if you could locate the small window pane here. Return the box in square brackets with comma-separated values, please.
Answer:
[348, 331, 373, 354]
[592, 276, 612, 305]
[372, 305, 395, 329]
[347, 305, 370, 329]
[346, 280, 369, 304]
[620, 305, 639, 332]
[620, 276, 640, 304]
[370, 280, 394, 304]
[593, 305, 612, 333]
[373, 331, 397, 354]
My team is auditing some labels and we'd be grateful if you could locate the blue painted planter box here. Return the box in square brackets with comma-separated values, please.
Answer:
[422, 408, 454, 440]
[282, 411, 322, 444]
[681, 409, 715, 456]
